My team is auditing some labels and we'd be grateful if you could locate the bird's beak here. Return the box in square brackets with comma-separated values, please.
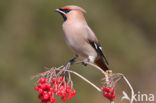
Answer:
[55, 9, 60, 12]
[55, 8, 65, 15]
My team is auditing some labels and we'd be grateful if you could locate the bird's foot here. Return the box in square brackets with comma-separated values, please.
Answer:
[82, 62, 87, 66]
[82, 59, 88, 66]
[63, 55, 78, 75]
[69, 58, 75, 65]
[69, 55, 78, 65]
[63, 62, 71, 76]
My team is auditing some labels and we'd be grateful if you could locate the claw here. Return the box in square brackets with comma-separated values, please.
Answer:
[63, 62, 71, 75]
[69, 58, 75, 64]
[70, 55, 78, 64]
[63, 55, 78, 75]
[82, 61, 87, 66]
[82, 58, 89, 66]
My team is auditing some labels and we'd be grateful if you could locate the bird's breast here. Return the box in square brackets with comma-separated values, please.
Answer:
[62, 21, 86, 46]
[62, 21, 97, 58]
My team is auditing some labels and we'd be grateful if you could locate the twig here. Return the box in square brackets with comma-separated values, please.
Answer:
[122, 75, 134, 103]
[74, 61, 107, 75]
[79, 62, 114, 103]
[69, 61, 114, 103]
[66, 69, 102, 92]
[110, 100, 114, 103]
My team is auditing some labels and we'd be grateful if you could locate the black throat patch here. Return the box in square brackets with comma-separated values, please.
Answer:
[60, 13, 67, 21]
[58, 9, 71, 21]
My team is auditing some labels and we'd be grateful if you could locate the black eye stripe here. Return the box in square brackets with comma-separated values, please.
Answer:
[60, 9, 71, 13]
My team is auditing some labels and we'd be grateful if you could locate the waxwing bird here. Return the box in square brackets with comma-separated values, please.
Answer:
[55, 5, 109, 71]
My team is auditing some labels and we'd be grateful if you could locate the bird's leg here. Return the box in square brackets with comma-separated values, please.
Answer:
[63, 55, 78, 75]
[65, 54, 78, 68]
[68, 54, 78, 65]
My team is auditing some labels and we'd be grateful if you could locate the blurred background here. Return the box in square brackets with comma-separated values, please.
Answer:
[0, 0, 156, 103]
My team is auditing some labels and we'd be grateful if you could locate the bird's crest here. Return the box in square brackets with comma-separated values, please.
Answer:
[61, 5, 86, 13]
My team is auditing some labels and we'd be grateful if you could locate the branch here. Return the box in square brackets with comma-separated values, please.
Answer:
[32, 61, 134, 103]
[122, 75, 134, 103]
[66, 70, 102, 92]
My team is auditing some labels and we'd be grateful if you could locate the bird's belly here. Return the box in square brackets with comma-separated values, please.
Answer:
[65, 37, 97, 58]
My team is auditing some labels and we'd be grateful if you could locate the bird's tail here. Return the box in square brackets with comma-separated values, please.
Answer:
[94, 57, 109, 71]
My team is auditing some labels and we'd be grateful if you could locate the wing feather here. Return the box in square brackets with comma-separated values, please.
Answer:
[88, 41, 109, 65]
[86, 26, 109, 65]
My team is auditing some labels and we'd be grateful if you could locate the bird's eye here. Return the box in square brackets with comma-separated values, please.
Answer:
[60, 9, 71, 13]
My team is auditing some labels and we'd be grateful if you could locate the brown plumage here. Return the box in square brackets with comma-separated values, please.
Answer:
[55, 5, 109, 71]
[94, 58, 108, 71]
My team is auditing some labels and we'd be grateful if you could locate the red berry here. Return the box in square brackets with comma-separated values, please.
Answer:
[104, 87, 110, 92]
[108, 94, 115, 99]
[110, 88, 115, 94]
[103, 92, 107, 96]
[41, 84, 47, 90]
[53, 84, 58, 89]
[35, 86, 39, 91]
[66, 84, 71, 89]
[38, 94, 44, 100]
[38, 88, 43, 94]
[60, 91, 66, 97]
[59, 85, 64, 90]
[49, 88, 53, 92]
[43, 91, 48, 94]
[106, 93, 112, 99]
[43, 93, 49, 100]
[56, 76, 63, 82]
[56, 78, 60, 82]
[101, 86, 105, 91]
[41, 100, 48, 103]
[53, 85, 58, 93]
[45, 83, 52, 89]
[50, 97, 55, 103]
[56, 90, 61, 96]
[66, 88, 71, 93]
[38, 83, 42, 88]
[51, 78, 56, 83]
[40, 77, 46, 84]
[61, 82, 64, 86]
[71, 90, 76, 95]
[59, 76, 63, 82]
[111, 95, 115, 99]
[53, 89, 57, 93]
[103, 92, 115, 99]
[61, 96, 67, 101]
[48, 91, 52, 97]
[67, 93, 72, 99]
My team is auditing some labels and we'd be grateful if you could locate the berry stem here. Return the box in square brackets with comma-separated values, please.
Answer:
[110, 99, 114, 103]
[74, 61, 108, 76]
[122, 75, 134, 103]
[65, 70, 101, 92]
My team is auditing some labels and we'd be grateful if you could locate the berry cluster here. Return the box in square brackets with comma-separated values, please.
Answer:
[34, 76, 76, 103]
[52, 76, 76, 101]
[101, 86, 115, 99]
[35, 77, 55, 103]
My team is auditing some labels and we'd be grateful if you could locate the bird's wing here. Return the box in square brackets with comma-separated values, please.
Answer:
[85, 25, 98, 42]
[86, 26, 109, 65]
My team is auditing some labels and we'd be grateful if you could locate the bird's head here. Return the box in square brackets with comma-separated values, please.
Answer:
[55, 5, 86, 21]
